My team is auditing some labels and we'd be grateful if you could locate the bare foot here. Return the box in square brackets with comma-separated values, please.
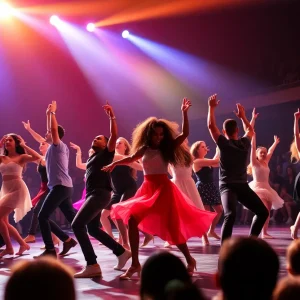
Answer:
[0, 248, 14, 258]
[208, 231, 221, 240]
[140, 234, 154, 247]
[202, 236, 210, 246]
[164, 241, 172, 248]
[262, 233, 274, 239]
[24, 235, 36, 243]
[16, 244, 30, 256]
[291, 225, 298, 240]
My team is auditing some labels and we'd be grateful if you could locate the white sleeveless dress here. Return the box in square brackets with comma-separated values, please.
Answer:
[0, 162, 32, 222]
[169, 165, 205, 209]
[249, 163, 284, 210]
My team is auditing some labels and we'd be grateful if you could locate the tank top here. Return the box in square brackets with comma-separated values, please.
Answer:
[38, 162, 48, 183]
[0, 162, 23, 177]
[111, 166, 136, 192]
[142, 148, 168, 175]
[195, 167, 214, 184]
[252, 163, 270, 183]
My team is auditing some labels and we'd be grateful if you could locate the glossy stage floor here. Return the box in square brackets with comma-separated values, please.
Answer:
[0, 226, 292, 300]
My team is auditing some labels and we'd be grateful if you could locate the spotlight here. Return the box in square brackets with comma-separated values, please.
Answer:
[86, 23, 95, 32]
[0, 2, 14, 19]
[122, 30, 130, 39]
[49, 15, 61, 26]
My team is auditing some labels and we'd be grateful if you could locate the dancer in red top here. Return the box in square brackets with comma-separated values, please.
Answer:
[103, 98, 216, 279]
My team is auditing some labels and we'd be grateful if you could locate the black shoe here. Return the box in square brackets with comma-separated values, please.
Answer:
[33, 249, 57, 259]
[59, 238, 77, 256]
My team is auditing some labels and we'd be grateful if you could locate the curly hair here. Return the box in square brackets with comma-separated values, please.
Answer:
[4, 134, 26, 156]
[131, 117, 192, 167]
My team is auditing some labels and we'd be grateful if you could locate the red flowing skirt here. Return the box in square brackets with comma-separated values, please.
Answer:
[111, 174, 216, 245]
[73, 188, 86, 211]
[32, 182, 49, 207]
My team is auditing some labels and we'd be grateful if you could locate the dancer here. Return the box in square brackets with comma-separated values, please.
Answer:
[290, 108, 300, 239]
[168, 139, 210, 246]
[207, 94, 268, 243]
[69, 144, 94, 211]
[100, 137, 150, 249]
[0, 134, 40, 257]
[103, 98, 216, 279]
[248, 133, 284, 239]
[71, 103, 131, 278]
[191, 141, 223, 240]
[35, 101, 77, 258]
[21, 121, 59, 246]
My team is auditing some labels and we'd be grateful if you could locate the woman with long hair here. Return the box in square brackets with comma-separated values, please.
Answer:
[0, 134, 40, 257]
[290, 108, 300, 239]
[103, 99, 215, 279]
[190, 141, 223, 240]
[247, 133, 284, 239]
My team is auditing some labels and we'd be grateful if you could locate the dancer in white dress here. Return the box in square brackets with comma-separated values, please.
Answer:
[0, 134, 40, 257]
[169, 161, 210, 246]
[248, 133, 284, 239]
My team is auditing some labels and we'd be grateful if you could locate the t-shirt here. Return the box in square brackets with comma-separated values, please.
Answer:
[46, 141, 73, 189]
[217, 135, 251, 184]
[86, 147, 115, 192]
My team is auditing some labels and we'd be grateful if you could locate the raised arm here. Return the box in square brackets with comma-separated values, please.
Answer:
[193, 147, 220, 171]
[18, 136, 42, 164]
[70, 142, 86, 170]
[113, 154, 143, 171]
[103, 102, 117, 152]
[174, 98, 192, 148]
[102, 147, 147, 172]
[250, 132, 258, 166]
[250, 108, 259, 130]
[47, 101, 60, 145]
[234, 103, 254, 139]
[207, 94, 221, 143]
[294, 109, 300, 155]
[266, 135, 280, 162]
[22, 120, 46, 143]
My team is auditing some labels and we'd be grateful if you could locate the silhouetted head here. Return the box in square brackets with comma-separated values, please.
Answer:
[222, 119, 238, 139]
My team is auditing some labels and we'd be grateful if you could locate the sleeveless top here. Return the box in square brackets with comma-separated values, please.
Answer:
[170, 165, 193, 179]
[252, 163, 270, 183]
[111, 166, 136, 192]
[0, 162, 23, 177]
[195, 167, 214, 184]
[142, 148, 168, 175]
[38, 162, 48, 183]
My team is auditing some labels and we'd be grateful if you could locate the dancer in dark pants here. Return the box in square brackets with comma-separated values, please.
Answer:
[35, 101, 77, 258]
[207, 94, 268, 243]
[72, 102, 131, 278]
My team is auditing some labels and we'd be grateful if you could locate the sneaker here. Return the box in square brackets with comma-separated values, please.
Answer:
[33, 249, 57, 259]
[59, 238, 77, 256]
[114, 249, 132, 270]
[74, 264, 102, 278]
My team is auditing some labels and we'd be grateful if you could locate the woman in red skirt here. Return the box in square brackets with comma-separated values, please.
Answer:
[103, 99, 216, 279]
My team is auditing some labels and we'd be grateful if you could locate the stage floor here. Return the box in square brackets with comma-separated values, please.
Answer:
[0, 225, 292, 300]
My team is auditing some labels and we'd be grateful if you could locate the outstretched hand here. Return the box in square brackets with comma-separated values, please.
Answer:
[70, 142, 81, 151]
[0, 136, 6, 148]
[274, 135, 280, 144]
[102, 163, 116, 172]
[103, 101, 115, 118]
[181, 98, 192, 112]
[208, 94, 220, 108]
[294, 108, 300, 119]
[234, 103, 246, 119]
[22, 120, 31, 130]
[252, 108, 259, 119]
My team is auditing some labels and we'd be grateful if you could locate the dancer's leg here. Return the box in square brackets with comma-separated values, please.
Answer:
[260, 200, 272, 238]
[291, 212, 300, 239]
[100, 209, 114, 238]
[176, 243, 196, 275]
[208, 204, 223, 239]
[0, 207, 14, 252]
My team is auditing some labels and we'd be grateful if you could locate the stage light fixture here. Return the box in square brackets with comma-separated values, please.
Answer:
[86, 23, 95, 32]
[122, 30, 130, 39]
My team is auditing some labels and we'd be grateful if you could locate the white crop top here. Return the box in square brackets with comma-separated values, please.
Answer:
[142, 148, 168, 175]
[0, 162, 23, 177]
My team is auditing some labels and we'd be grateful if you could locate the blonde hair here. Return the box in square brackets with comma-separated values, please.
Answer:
[247, 147, 267, 176]
[290, 138, 300, 163]
[190, 141, 204, 159]
[131, 117, 192, 167]
[119, 137, 137, 179]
